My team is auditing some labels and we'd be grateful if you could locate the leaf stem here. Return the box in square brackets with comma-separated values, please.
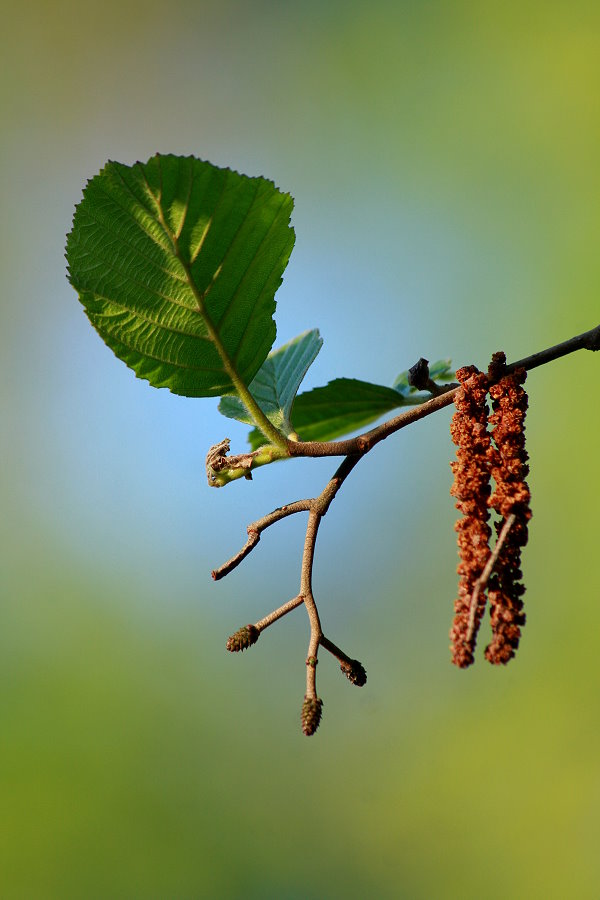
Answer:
[177, 254, 289, 449]
[149, 185, 289, 451]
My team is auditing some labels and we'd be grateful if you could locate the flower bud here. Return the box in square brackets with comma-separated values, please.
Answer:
[340, 659, 367, 687]
[226, 624, 259, 652]
[301, 695, 323, 736]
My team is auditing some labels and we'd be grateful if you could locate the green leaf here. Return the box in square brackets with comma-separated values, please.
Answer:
[428, 359, 454, 382]
[218, 329, 323, 439]
[292, 378, 407, 442]
[66, 154, 295, 398]
[244, 378, 406, 448]
[244, 358, 455, 448]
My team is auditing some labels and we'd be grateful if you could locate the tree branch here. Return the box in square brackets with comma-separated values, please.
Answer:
[216, 322, 600, 734]
[287, 323, 600, 459]
[255, 594, 304, 632]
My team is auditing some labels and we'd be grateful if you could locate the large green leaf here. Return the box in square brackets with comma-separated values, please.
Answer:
[218, 329, 323, 439]
[66, 154, 295, 397]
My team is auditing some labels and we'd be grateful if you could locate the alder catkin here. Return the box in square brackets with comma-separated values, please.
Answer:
[301, 696, 323, 736]
[449, 366, 493, 668]
[485, 364, 531, 664]
[226, 624, 260, 652]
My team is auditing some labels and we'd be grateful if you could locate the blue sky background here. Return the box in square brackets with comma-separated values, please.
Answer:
[2, 2, 600, 896]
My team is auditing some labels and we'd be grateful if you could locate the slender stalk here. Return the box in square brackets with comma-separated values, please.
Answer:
[320, 634, 357, 667]
[255, 595, 304, 631]
[181, 256, 288, 449]
[301, 513, 323, 640]
[466, 513, 516, 643]
[301, 512, 323, 699]
[506, 323, 600, 372]
[212, 499, 313, 579]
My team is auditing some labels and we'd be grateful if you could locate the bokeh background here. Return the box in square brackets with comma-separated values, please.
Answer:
[2, 1, 600, 896]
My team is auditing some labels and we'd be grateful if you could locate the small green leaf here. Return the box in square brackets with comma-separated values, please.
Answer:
[66, 154, 295, 397]
[291, 378, 407, 443]
[218, 329, 323, 439]
[428, 359, 454, 382]
[242, 360, 455, 449]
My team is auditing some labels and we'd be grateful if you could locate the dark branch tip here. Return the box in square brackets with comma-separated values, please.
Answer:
[340, 659, 367, 687]
[408, 357, 430, 390]
[584, 325, 600, 351]
[487, 350, 507, 381]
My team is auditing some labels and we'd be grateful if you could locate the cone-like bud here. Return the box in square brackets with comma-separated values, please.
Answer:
[301, 695, 323, 736]
[226, 624, 259, 652]
[340, 659, 367, 687]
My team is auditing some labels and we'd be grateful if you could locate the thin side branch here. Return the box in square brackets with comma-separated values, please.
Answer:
[302, 512, 323, 699]
[212, 529, 260, 580]
[320, 635, 357, 668]
[255, 594, 304, 631]
[212, 499, 312, 580]
[466, 513, 517, 643]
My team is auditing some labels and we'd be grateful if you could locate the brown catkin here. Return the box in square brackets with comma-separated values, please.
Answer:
[226, 624, 260, 652]
[485, 364, 531, 664]
[449, 366, 493, 667]
[301, 696, 323, 736]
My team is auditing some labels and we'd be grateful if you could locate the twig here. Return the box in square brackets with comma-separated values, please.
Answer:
[288, 323, 600, 459]
[212, 529, 260, 580]
[255, 594, 304, 631]
[213, 454, 361, 580]
[319, 635, 357, 667]
[466, 513, 516, 643]
[212, 499, 312, 580]
[215, 323, 600, 733]
[301, 512, 323, 699]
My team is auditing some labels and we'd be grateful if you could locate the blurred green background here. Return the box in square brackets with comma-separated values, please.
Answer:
[2, 1, 600, 897]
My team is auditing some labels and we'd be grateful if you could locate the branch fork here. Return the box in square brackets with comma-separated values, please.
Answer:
[214, 324, 600, 735]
